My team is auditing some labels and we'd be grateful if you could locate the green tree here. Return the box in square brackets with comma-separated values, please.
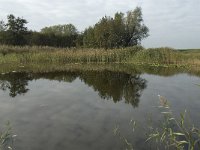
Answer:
[4, 14, 29, 45]
[40, 24, 78, 47]
[113, 12, 126, 47]
[83, 26, 96, 48]
[41, 24, 77, 36]
[6, 14, 28, 33]
[125, 7, 149, 46]
[92, 16, 114, 49]
[75, 33, 84, 47]
[0, 20, 7, 44]
[0, 20, 6, 31]
[83, 16, 115, 49]
[82, 7, 149, 49]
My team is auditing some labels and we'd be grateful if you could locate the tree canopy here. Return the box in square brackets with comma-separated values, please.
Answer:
[0, 14, 29, 45]
[0, 20, 6, 31]
[6, 14, 28, 33]
[83, 7, 149, 48]
[0, 7, 149, 48]
[41, 24, 77, 36]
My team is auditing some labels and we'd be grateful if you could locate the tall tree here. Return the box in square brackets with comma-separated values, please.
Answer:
[94, 16, 112, 49]
[6, 14, 28, 33]
[82, 7, 149, 49]
[0, 20, 6, 31]
[83, 27, 96, 47]
[125, 7, 149, 46]
[41, 24, 77, 36]
[113, 12, 126, 47]
[40, 24, 78, 47]
[4, 14, 29, 45]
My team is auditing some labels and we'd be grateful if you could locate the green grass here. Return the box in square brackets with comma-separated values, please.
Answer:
[129, 47, 177, 64]
[0, 45, 200, 67]
[0, 122, 13, 150]
[146, 96, 200, 150]
[114, 96, 200, 150]
[0, 45, 142, 64]
[129, 47, 200, 66]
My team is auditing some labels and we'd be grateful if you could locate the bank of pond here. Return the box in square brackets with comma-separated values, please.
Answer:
[0, 46, 200, 67]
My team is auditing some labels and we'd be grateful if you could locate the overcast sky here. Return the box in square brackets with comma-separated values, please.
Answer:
[0, 0, 199, 49]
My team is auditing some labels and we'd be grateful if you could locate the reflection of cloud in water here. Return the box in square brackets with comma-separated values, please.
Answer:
[0, 71, 147, 107]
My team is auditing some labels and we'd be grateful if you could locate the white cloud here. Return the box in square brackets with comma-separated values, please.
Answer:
[0, 0, 199, 48]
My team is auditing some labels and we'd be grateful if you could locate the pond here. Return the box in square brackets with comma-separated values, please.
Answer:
[0, 66, 200, 150]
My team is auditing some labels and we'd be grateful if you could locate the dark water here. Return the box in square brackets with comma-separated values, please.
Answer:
[0, 68, 200, 150]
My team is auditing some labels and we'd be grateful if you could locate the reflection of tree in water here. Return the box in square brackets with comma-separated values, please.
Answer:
[0, 73, 32, 97]
[0, 72, 78, 98]
[0, 71, 147, 107]
[79, 71, 147, 107]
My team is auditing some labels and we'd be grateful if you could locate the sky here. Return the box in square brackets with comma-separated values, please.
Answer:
[0, 0, 200, 49]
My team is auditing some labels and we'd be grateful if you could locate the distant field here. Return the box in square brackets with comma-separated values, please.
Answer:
[177, 49, 200, 53]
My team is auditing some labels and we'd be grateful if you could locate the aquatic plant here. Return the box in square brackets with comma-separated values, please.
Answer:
[0, 45, 142, 64]
[0, 122, 14, 150]
[0, 45, 200, 67]
[146, 95, 200, 150]
[130, 47, 200, 66]
[114, 96, 200, 150]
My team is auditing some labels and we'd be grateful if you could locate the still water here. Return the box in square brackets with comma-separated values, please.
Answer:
[0, 68, 200, 150]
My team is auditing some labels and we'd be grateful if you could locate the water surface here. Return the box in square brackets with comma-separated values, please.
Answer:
[0, 68, 200, 150]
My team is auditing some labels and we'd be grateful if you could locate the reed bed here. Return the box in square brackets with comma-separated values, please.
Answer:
[0, 45, 200, 67]
[130, 47, 200, 66]
[0, 45, 142, 64]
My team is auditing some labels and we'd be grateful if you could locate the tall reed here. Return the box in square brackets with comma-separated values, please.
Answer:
[130, 47, 200, 66]
[0, 45, 142, 64]
[0, 122, 14, 150]
[114, 96, 200, 150]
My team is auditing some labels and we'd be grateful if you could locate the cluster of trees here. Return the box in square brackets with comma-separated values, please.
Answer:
[0, 14, 29, 45]
[29, 25, 78, 47]
[0, 7, 149, 48]
[83, 7, 149, 48]
[0, 16, 78, 47]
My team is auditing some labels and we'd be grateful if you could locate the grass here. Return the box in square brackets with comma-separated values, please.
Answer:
[0, 45, 200, 69]
[114, 96, 200, 150]
[146, 96, 200, 150]
[0, 45, 141, 64]
[129, 47, 200, 66]
[0, 122, 14, 150]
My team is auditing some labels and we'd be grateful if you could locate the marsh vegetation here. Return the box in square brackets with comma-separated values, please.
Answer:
[114, 96, 200, 150]
[0, 45, 200, 68]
